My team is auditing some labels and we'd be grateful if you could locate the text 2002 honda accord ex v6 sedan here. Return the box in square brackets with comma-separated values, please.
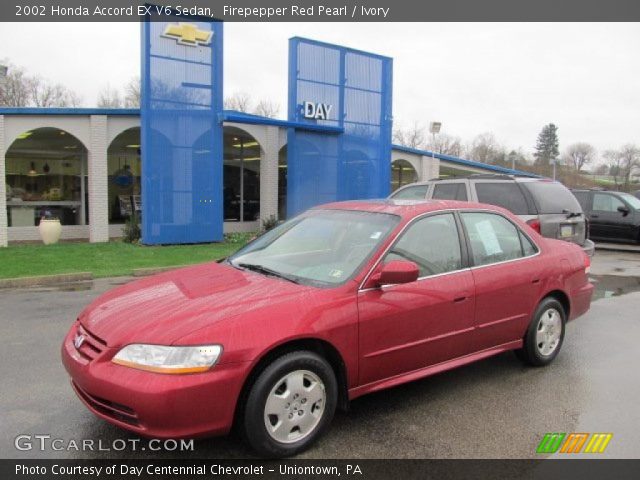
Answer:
[62, 200, 593, 457]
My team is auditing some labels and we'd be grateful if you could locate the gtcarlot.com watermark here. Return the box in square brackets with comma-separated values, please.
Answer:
[15, 434, 194, 452]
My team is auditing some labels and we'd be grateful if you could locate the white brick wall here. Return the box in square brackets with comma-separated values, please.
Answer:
[0, 116, 6, 247]
[88, 116, 109, 243]
[421, 154, 440, 181]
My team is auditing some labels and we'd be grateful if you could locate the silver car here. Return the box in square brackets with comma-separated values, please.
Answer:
[390, 174, 595, 257]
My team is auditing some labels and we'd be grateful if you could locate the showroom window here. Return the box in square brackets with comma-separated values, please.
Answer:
[5, 127, 88, 227]
[224, 127, 261, 222]
[107, 127, 141, 224]
[391, 159, 418, 192]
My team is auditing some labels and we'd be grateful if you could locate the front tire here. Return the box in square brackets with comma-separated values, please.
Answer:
[516, 297, 566, 367]
[241, 351, 337, 457]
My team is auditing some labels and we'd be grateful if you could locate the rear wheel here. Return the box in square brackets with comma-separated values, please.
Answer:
[241, 351, 337, 457]
[516, 297, 566, 367]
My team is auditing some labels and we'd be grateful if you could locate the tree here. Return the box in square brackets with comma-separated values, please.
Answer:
[97, 84, 122, 108]
[254, 99, 279, 118]
[563, 142, 596, 172]
[123, 76, 140, 108]
[0, 64, 30, 106]
[428, 133, 463, 157]
[467, 132, 506, 165]
[224, 91, 252, 112]
[0, 63, 80, 107]
[534, 123, 559, 166]
[610, 144, 640, 190]
[393, 121, 426, 149]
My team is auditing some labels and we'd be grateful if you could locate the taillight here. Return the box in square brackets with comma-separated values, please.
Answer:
[526, 218, 541, 234]
[584, 253, 591, 274]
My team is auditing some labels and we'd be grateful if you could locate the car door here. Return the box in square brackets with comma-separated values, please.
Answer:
[357, 212, 475, 386]
[590, 192, 633, 240]
[459, 211, 540, 351]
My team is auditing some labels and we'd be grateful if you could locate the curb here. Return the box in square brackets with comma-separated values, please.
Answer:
[0, 272, 93, 289]
[595, 243, 640, 253]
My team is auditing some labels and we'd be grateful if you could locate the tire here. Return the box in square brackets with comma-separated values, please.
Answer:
[516, 297, 566, 367]
[241, 351, 338, 458]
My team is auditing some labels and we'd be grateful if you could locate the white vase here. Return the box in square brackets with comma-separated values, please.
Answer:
[39, 219, 62, 245]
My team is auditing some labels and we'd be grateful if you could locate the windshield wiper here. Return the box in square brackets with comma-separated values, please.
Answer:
[235, 263, 300, 284]
[562, 209, 583, 219]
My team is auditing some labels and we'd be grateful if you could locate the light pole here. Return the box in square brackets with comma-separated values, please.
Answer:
[429, 121, 442, 178]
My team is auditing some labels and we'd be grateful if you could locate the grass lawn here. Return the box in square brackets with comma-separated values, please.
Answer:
[0, 234, 252, 280]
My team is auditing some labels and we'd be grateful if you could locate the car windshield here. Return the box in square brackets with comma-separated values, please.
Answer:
[228, 209, 400, 287]
[619, 192, 640, 210]
[522, 181, 583, 214]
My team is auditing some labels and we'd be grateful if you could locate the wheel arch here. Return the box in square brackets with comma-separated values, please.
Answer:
[542, 289, 571, 319]
[233, 337, 350, 431]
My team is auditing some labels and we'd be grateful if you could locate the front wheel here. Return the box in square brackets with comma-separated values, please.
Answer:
[241, 351, 337, 457]
[516, 297, 566, 367]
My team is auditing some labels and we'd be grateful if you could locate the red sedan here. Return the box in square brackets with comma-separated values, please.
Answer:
[62, 200, 593, 457]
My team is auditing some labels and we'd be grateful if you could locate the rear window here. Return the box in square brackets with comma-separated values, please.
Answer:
[392, 185, 428, 200]
[572, 191, 590, 210]
[522, 182, 582, 214]
[433, 183, 468, 201]
[475, 182, 530, 215]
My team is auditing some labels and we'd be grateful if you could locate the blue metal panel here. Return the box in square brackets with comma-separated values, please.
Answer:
[287, 38, 393, 217]
[141, 13, 223, 244]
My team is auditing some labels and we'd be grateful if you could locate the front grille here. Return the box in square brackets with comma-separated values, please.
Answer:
[75, 323, 106, 361]
[72, 381, 140, 427]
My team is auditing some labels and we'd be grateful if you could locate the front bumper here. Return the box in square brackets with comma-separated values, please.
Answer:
[61, 322, 249, 439]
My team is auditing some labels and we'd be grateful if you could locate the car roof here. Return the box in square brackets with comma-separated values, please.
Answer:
[315, 199, 506, 219]
[394, 174, 550, 188]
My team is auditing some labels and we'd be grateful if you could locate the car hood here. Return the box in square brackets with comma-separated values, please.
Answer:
[79, 262, 314, 347]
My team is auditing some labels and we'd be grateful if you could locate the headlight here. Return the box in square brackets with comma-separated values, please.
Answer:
[112, 344, 222, 374]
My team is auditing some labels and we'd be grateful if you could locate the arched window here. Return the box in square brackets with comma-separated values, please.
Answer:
[223, 127, 261, 222]
[391, 159, 418, 191]
[107, 127, 141, 224]
[5, 127, 88, 227]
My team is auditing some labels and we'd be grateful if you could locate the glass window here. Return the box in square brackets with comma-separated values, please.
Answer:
[433, 183, 468, 201]
[384, 213, 462, 277]
[521, 181, 582, 214]
[5, 128, 88, 227]
[519, 231, 538, 256]
[618, 192, 640, 210]
[461, 212, 525, 266]
[107, 128, 141, 224]
[391, 160, 418, 191]
[475, 182, 530, 215]
[391, 185, 428, 200]
[229, 209, 400, 287]
[572, 191, 590, 211]
[224, 128, 261, 222]
[593, 193, 625, 212]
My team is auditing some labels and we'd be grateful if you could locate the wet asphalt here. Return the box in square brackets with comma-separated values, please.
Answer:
[0, 251, 639, 459]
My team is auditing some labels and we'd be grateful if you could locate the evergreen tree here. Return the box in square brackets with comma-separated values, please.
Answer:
[534, 123, 559, 166]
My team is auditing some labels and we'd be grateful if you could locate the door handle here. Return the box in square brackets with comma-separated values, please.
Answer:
[531, 279, 540, 284]
[453, 296, 467, 303]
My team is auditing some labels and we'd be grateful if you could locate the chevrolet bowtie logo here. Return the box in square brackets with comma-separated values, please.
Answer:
[162, 22, 212, 47]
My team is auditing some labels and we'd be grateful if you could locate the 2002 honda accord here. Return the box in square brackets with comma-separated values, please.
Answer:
[62, 199, 593, 457]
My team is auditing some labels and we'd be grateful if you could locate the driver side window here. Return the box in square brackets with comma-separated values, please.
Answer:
[384, 213, 463, 277]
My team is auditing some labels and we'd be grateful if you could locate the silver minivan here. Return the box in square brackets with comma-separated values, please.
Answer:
[390, 174, 595, 257]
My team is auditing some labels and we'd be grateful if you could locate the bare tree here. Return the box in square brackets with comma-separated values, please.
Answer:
[224, 91, 252, 112]
[97, 84, 123, 108]
[123, 76, 140, 108]
[467, 132, 506, 164]
[563, 142, 596, 172]
[254, 99, 279, 118]
[616, 144, 640, 190]
[28, 76, 81, 107]
[393, 121, 426, 149]
[427, 133, 463, 157]
[0, 64, 30, 106]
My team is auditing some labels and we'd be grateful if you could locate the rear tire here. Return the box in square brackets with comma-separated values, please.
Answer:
[516, 297, 566, 367]
[241, 351, 337, 458]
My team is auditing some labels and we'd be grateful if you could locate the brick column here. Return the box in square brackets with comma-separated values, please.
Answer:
[88, 115, 109, 243]
[0, 115, 7, 247]
[421, 154, 440, 181]
[260, 125, 280, 224]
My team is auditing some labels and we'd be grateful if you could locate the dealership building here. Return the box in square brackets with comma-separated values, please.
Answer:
[0, 21, 532, 247]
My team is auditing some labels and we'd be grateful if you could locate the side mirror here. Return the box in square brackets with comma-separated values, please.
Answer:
[617, 205, 630, 216]
[372, 260, 419, 286]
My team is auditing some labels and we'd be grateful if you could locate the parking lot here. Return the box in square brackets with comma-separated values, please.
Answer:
[1, 250, 639, 459]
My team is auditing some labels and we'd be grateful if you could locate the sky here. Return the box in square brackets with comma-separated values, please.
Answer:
[1, 22, 639, 157]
